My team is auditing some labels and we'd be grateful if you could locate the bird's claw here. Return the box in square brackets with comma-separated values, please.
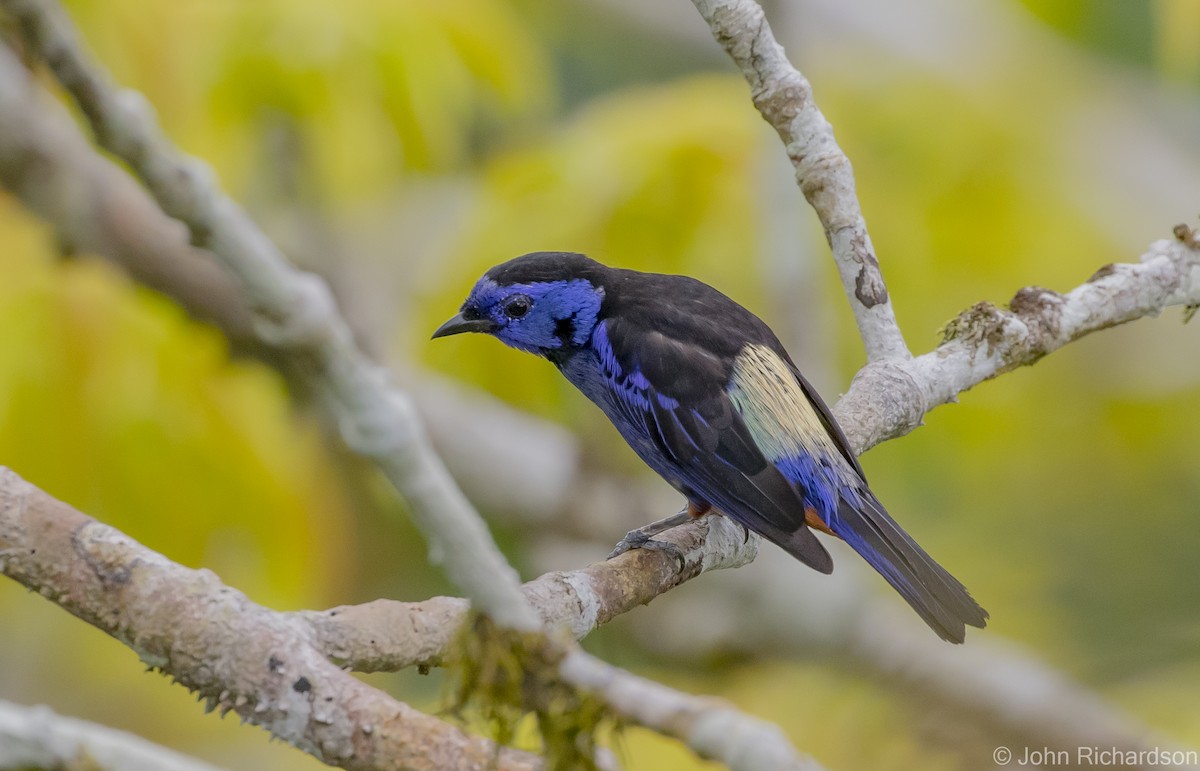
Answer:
[607, 529, 650, 559]
[607, 529, 686, 569]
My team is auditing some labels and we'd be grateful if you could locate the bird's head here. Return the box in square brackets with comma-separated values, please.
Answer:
[432, 252, 607, 356]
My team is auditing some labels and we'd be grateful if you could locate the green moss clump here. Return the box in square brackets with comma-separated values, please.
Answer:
[446, 613, 620, 770]
[939, 302, 1005, 352]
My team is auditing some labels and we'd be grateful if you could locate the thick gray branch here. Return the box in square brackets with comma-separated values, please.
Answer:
[691, 0, 909, 362]
[0, 469, 826, 771]
[0, 468, 541, 771]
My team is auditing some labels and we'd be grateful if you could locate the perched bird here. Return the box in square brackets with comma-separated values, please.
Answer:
[433, 252, 987, 643]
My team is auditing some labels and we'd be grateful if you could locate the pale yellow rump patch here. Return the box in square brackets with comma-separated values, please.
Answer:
[726, 344, 839, 462]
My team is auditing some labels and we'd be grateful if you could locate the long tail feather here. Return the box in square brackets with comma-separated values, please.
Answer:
[829, 493, 988, 643]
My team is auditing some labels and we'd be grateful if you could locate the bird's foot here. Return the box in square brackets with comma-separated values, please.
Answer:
[607, 529, 686, 568]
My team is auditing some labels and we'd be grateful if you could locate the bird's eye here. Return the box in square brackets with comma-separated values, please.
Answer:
[504, 295, 531, 319]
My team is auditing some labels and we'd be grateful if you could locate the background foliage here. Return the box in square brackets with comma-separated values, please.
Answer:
[1, 0, 1198, 768]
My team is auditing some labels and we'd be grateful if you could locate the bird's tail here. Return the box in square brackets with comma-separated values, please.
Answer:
[829, 493, 988, 643]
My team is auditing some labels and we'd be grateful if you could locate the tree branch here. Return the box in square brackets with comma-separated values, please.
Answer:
[0, 40, 580, 520]
[0, 468, 826, 770]
[559, 649, 822, 771]
[691, 0, 909, 362]
[833, 234, 1200, 452]
[0, 699, 229, 771]
[300, 534, 1182, 763]
[0, 31, 257, 345]
[298, 514, 758, 672]
[0, 467, 542, 771]
[0, 0, 541, 632]
[689, 0, 1200, 446]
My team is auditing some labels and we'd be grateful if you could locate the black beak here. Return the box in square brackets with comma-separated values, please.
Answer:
[431, 312, 498, 339]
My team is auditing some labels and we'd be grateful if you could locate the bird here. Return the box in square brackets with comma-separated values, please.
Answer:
[433, 251, 988, 643]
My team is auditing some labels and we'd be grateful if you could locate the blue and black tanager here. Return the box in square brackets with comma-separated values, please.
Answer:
[433, 252, 987, 643]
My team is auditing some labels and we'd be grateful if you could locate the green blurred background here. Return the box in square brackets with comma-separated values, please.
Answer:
[1, 0, 1198, 768]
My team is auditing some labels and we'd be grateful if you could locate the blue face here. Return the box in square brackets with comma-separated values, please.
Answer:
[459, 278, 604, 355]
